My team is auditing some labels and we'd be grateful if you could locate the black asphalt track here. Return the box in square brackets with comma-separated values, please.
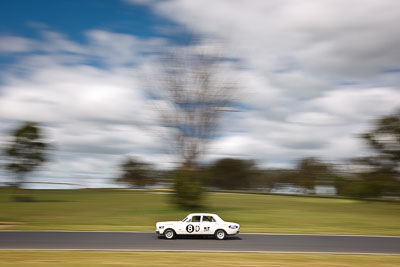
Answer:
[1, 231, 400, 254]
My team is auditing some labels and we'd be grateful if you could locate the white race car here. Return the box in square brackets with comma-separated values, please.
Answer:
[155, 213, 240, 240]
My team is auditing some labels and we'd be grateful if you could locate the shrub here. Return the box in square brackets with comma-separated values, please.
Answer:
[171, 170, 205, 208]
[341, 181, 382, 199]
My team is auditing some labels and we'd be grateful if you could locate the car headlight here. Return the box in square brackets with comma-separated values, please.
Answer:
[159, 226, 164, 229]
[229, 225, 238, 229]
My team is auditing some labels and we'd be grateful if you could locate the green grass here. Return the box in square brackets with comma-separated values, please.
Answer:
[1, 188, 400, 235]
[0, 251, 400, 267]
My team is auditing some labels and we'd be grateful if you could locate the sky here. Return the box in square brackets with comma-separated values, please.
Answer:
[0, 0, 400, 188]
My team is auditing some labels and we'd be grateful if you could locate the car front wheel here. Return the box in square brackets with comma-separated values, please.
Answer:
[214, 229, 226, 240]
[164, 229, 176, 240]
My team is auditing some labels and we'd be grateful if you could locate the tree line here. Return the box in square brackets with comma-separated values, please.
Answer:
[115, 152, 400, 200]
[114, 108, 400, 204]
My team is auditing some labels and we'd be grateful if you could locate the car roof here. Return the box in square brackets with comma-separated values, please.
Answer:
[187, 213, 218, 217]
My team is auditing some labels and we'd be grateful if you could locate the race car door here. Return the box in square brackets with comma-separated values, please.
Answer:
[185, 215, 202, 235]
[201, 215, 217, 235]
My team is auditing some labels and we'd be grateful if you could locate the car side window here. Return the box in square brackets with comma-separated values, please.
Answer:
[191, 216, 201, 222]
[203, 216, 216, 222]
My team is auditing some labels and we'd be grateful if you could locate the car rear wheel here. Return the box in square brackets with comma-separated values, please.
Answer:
[164, 229, 176, 240]
[214, 229, 226, 240]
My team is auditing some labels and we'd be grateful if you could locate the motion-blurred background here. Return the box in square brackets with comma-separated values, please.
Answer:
[1, 1, 400, 265]
[0, 0, 400, 242]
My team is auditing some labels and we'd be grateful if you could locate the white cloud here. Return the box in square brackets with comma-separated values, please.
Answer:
[268, 71, 331, 98]
[142, 0, 400, 78]
[311, 87, 400, 122]
[0, 30, 175, 185]
[123, 0, 400, 163]
[85, 30, 165, 66]
[2, 0, 400, 187]
[0, 36, 37, 53]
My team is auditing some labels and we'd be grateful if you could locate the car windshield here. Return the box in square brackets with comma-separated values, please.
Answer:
[181, 217, 188, 222]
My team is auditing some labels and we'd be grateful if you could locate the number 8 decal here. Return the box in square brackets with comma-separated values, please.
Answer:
[186, 224, 194, 233]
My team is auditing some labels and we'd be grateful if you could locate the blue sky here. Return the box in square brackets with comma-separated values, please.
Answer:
[0, 0, 172, 39]
[0, 0, 400, 188]
[0, 0, 184, 71]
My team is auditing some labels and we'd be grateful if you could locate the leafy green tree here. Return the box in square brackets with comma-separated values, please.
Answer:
[353, 109, 400, 197]
[4, 122, 49, 188]
[362, 110, 400, 175]
[117, 157, 155, 188]
[294, 157, 334, 192]
[210, 158, 256, 190]
[336, 110, 400, 199]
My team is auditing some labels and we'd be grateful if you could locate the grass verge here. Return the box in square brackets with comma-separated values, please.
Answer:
[0, 251, 400, 267]
[1, 188, 400, 235]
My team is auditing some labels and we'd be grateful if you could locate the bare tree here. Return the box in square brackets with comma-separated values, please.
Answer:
[150, 43, 236, 169]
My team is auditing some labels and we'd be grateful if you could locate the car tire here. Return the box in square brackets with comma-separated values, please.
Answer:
[214, 229, 226, 240]
[164, 229, 176, 240]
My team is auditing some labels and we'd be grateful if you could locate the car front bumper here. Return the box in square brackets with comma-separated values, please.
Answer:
[226, 228, 240, 235]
